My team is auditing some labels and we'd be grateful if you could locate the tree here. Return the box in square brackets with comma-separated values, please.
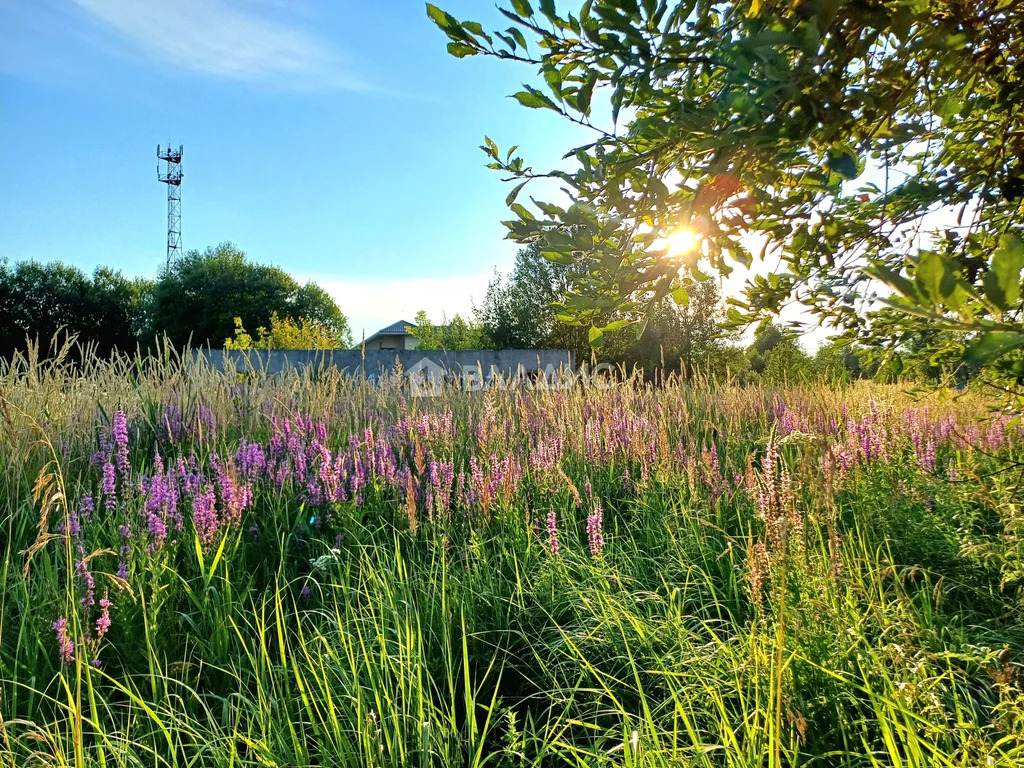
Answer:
[600, 278, 729, 375]
[746, 321, 812, 382]
[147, 243, 351, 349]
[477, 243, 590, 355]
[223, 313, 343, 350]
[751, 322, 786, 357]
[480, 244, 731, 373]
[665, 279, 726, 376]
[429, 1, 1024, 404]
[811, 339, 858, 384]
[409, 310, 491, 350]
[760, 339, 812, 385]
[710, 344, 752, 382]
[291, 283, 353, 347]
[0, 259, 148, 358]
[87, 268, 152, 352]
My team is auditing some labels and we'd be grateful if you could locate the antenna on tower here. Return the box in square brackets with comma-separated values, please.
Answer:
[157, 144, 183, 265]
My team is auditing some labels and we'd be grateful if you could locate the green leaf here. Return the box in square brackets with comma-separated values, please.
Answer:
[425, 3, 454, 29]
[510, 0, 533, 16]
[533, 199, 565, 217]
[577, 72, 598, 115]
[447, 42, 477, 57]
[543, 230, 575, 250]
[509, 202, 536, 221]
[995, 357, 1024, 379]
[505, 181, 528, 206]
[495, 31, 518, 51]
[865, 263, 919, 302]
[983, 234, 1024, 311]
[507, 26, 529, 51]
[963, 331, 1024, 366]
[934, 94, 962, 118]
[672, 285, 689, 306]
[511, 87, 558, 110]
[543, 66, 563, 101]
[827, 152, 858, 180]
[634, 315, 649, 340]
[541, 251, 574, 265]
[610, 80, 626, 125]
[725, 307, 746, 325]
[588, 325, 604, 347]
[914, 251, 956, 305]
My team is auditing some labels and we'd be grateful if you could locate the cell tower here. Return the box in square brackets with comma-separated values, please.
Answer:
[157, 144, 183, 265]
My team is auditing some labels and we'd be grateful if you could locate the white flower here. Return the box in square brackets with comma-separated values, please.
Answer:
[310, 550, 340, 572]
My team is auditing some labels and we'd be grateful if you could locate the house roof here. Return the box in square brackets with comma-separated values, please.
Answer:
[362, 319, 417, 346]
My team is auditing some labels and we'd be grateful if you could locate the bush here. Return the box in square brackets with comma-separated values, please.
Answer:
[224, 312, 344, 350]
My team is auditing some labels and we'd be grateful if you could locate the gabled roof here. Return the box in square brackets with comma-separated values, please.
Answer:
[362, 319, 417, 345]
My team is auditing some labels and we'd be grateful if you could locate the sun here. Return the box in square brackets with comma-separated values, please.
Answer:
[665, 226, 701, 258]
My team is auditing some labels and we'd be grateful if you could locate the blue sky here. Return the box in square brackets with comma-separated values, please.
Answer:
[0, 0, 592, 338]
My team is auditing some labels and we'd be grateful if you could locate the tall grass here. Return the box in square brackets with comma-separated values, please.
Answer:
[1, 342, 1022, 767]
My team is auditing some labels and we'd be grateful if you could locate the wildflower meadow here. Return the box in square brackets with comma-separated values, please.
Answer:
[1, 348, 1022, 767]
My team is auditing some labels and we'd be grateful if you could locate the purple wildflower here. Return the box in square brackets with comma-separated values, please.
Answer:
[102, 462, 117, 511]
[96, 592, 112, 638]
[587, 500, 604, 557]
[193, 485, 219, 546]
[53, 618, 74, 665]
[61, 509, 81, 538]
[547, 511, 560, 556]
[142, 456, 172, 550]
[76, 540, 95, 610]
[117, 523, 132, 579]
[113, 411, 130, 478]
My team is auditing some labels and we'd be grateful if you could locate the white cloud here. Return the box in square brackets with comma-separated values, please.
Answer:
[68, 0, 368, 90]
[298, 272, 494, 342]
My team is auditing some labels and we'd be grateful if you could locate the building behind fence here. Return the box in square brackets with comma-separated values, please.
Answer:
[195, 348, 575, 382]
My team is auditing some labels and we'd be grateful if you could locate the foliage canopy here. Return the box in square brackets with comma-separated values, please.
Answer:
[429, 0, 1024, 402]
[223, 313, 345, 350]
[0, 260, 150, 358]
[408, 310, 491, 350]
[1, 245, 353, 357]
[148, 243, 353, 349]
[479, 243, 734, 374]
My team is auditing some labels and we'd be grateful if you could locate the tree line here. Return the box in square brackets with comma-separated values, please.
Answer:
[411, 244, 918, 384]
[1, 239, 972, 383]
[0, 243, 352, 358]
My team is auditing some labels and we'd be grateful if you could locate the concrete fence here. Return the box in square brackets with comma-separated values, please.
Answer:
[193, 348, 575, 379]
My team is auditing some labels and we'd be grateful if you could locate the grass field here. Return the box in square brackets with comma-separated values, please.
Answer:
[1, 348, 1022, 767]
